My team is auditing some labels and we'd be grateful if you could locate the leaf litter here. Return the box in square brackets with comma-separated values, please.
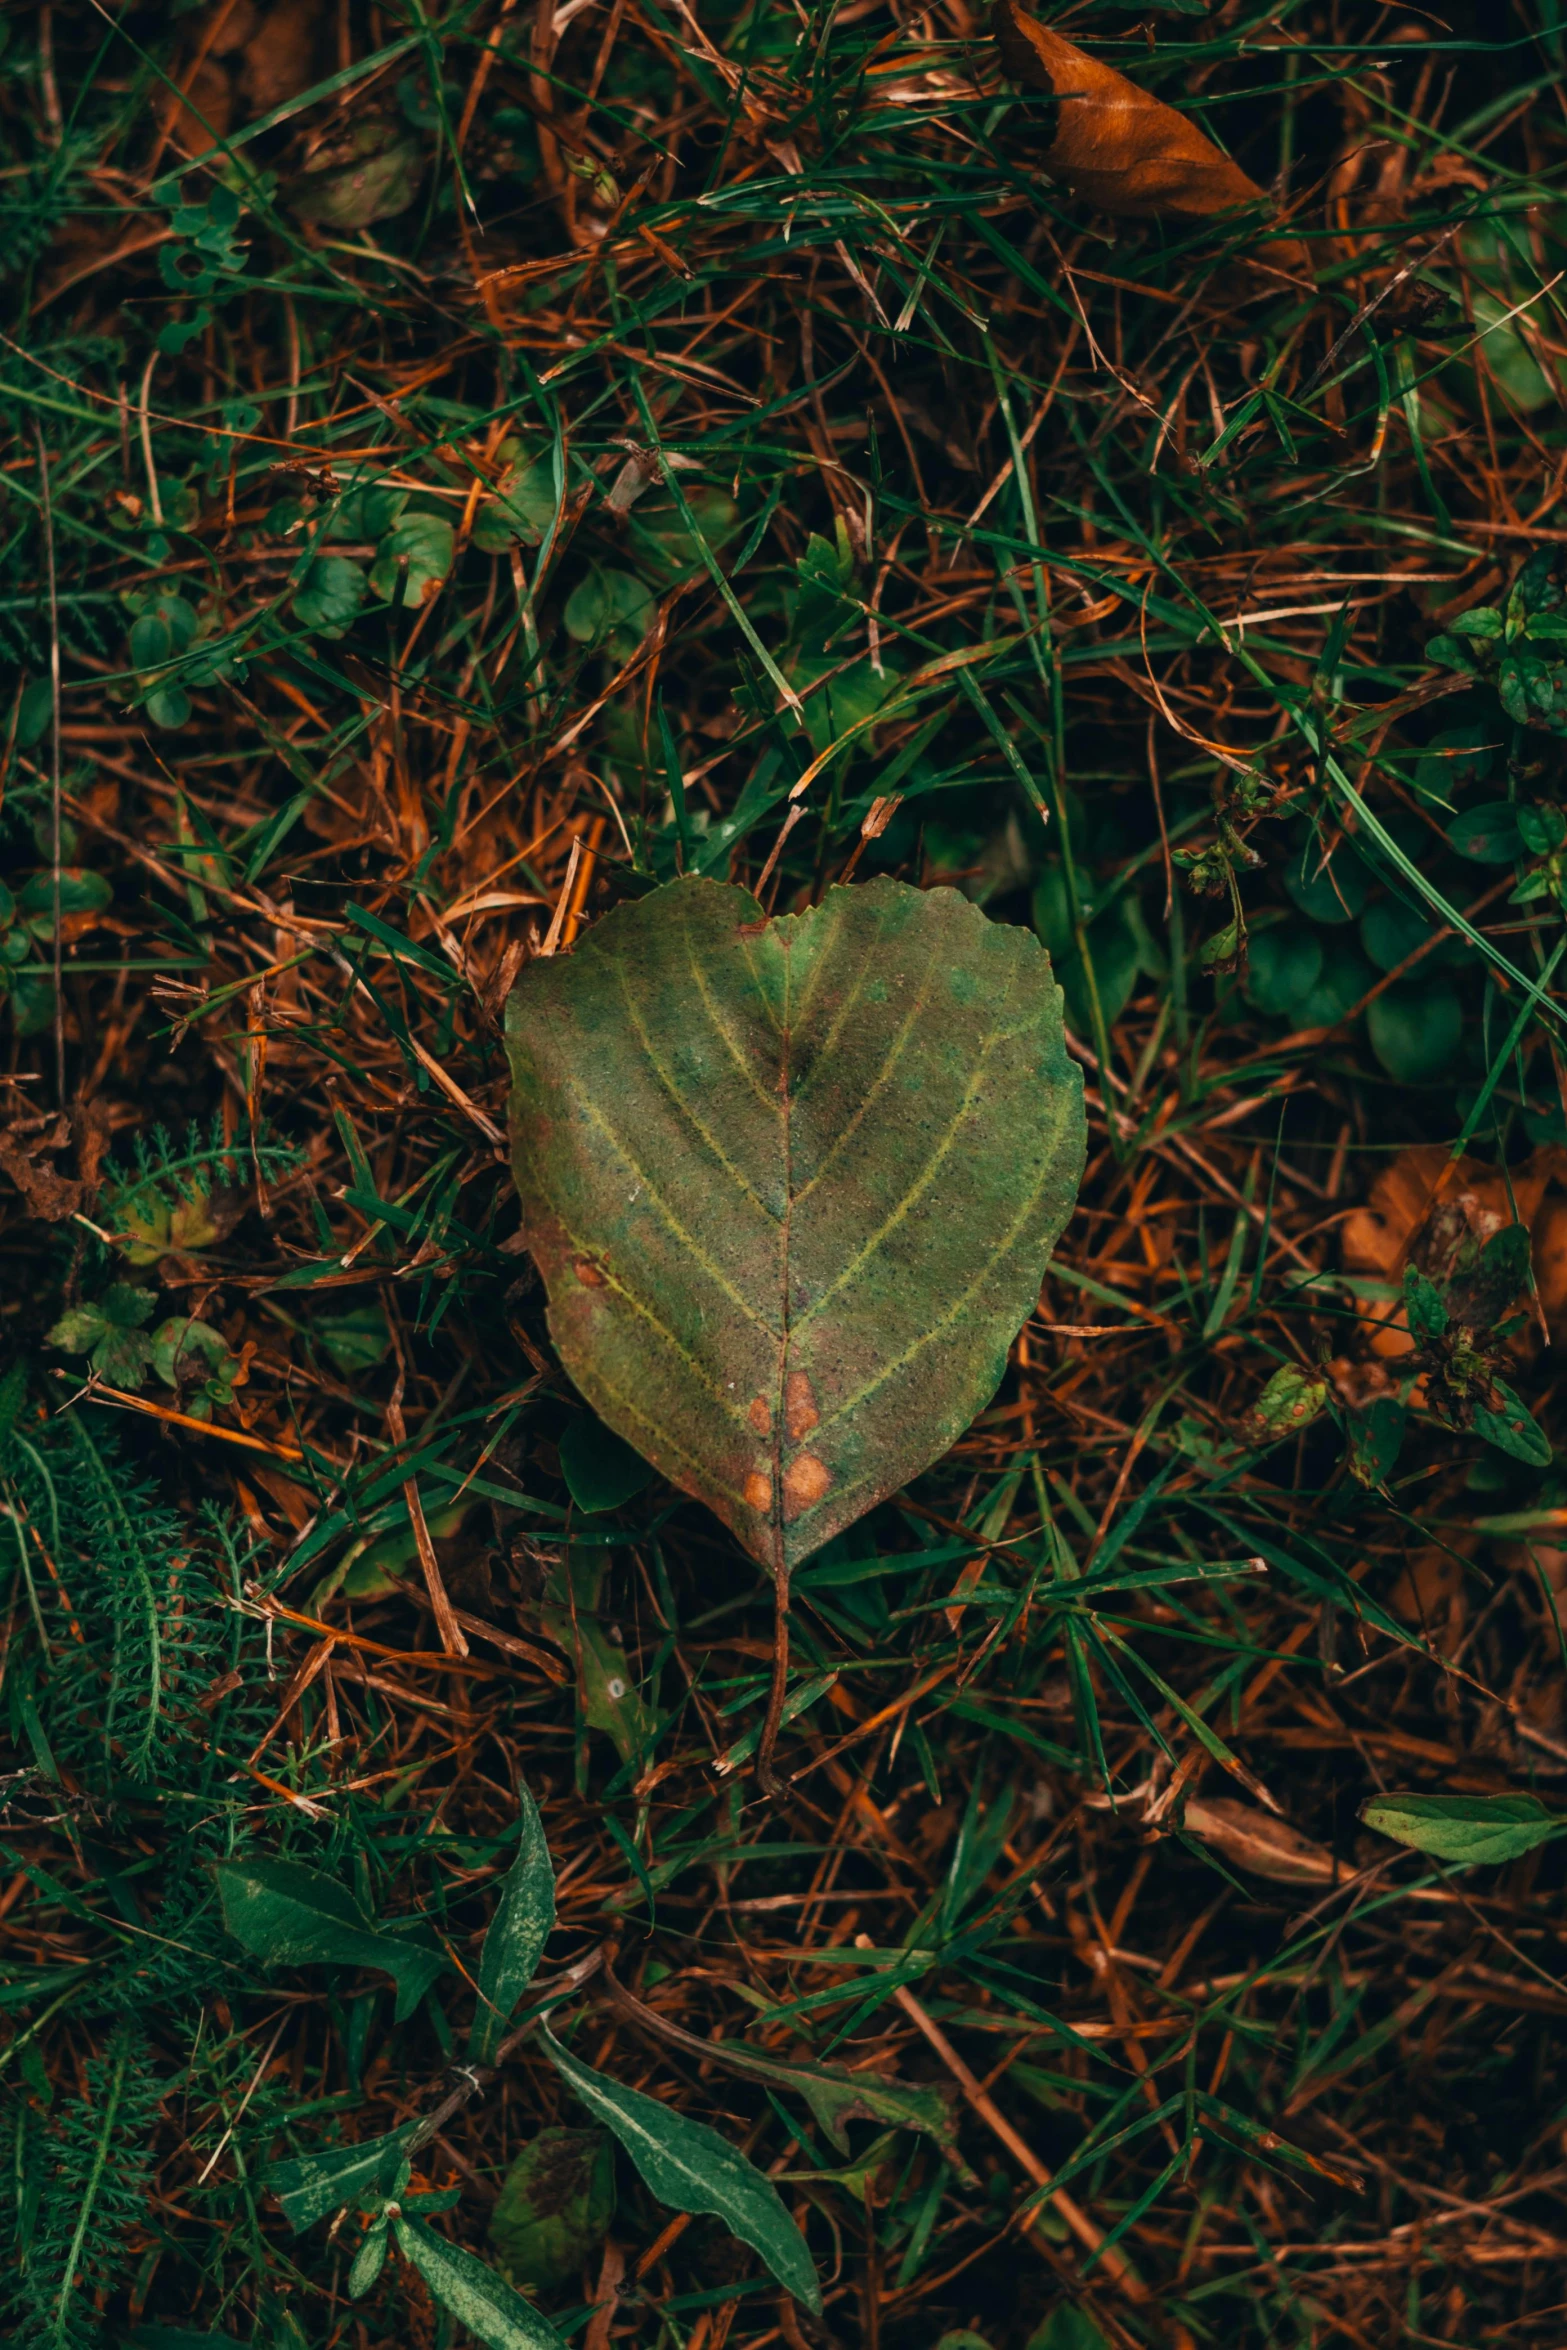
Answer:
[4, 4, 1567, 2349]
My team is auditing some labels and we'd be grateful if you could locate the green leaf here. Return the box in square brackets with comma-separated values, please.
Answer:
[1402, 1266, 1449, 1340]
[125, 2332, 240, 2349]
[1477, 1221, 1532, 1311]
[130, 611, 172, 668]
[1281, 840, 1371, 924]
[1447, 802, 1526, 863]
[6, 969, 55, 1038]
[145, 686, 192, 731]
[488, 2128, 616, 2289]
[1470, 290, 1561, 412]
[151, 1315, 241, 1395]
[1473, 1379, 1552, 1467]
[1199, 916, 1240, 973]
[1499, 650, 1558, 721]
[788, 644, 896, 759]
[543, 2027, 821, 2310]
[1359, 896, 1441, 974]
[1449, 607, 1504, 640]
[1239, 1364, 1328, 1444]
[289, 121, 425, 229]
[1285, 937, 1374, 1029]
[19, 868, 113, 922]
[563, 566, 655, 655]
[630, 486, 742, 587]
[328, 484, 408, 541]
[265, 2125, 417, 2231]
[370, 513, 456, 608]
[47, 1284, 159, 1385]
[1366, 980, 1463, 1082]
[348, 2218, 391, 2297]
[1027, 2312, 1112, 2350]
[1424, 632, 1479, 674]
[16, 677, 54, 749]
[47, 1302, 111, 1354]
[291, 554, 368, 638]
[470, 1779, 556, 2065]
[1360, 1791, 1562, 1865]
[472, 450, 558, 552]
[51, 1284, 155, 1347]
[793, 528, 858, 650]
[311, 1303, 393, 1374]
[1243, 922, 1321, 1016]
[600, 1965, 964, 2161]
[92, 1327, 158, 1387]
[1032, 868, 1141, 1031]
[1413, 724, 1494, 807]
[213, 1858, 445, 2021]
[504, 878, 1084, 1575]
[393, 2214, 569, 2350]
[558, 1413, 656, 1512]
[1518, 802, 1567, 854]
[131, 592, 198, 654]
[539, 1551, 655, 1764]
[1347, 1395, 1405, 1487]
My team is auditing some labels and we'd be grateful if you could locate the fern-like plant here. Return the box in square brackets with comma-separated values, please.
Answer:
[98, 1116, 302, 1265]
[3, 1382, 237, 1787]
[2, 2023, 161, 2350]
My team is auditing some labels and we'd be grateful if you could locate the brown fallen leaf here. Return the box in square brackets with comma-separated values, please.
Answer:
[238, 0, 320, 116]
[1386, 1544, 1469, 1633]
[288, 118, 426, 232]
[1182, 1795, 1337, 1885]
[184, 0, 260, 59]
[0, 1133, 81, 1223]
[1532, 1188, 1567, 1340]
[165, 57, 235, 160]
[993, 1, 1307, 273]
[70, 1095, 113, 1201]
[1340, 1143, 1567, 1350]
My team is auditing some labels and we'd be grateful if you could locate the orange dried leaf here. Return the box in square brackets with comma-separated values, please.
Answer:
[1182, 1796, 1336, 1885]
[994, 0, 1305, 269]
[239, 0, 320, 114]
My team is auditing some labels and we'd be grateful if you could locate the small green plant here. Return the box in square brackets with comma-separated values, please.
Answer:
[1425, 547, 1567, 739]
[250, 1784, 822, 2344]
[96, 1117, 300, 1264]
[1348, 1219, 1549, 1488]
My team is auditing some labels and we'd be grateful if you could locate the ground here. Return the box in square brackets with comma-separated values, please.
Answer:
[3, 6, 1567, 2349]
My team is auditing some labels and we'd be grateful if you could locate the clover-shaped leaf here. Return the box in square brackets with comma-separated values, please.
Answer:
[369, 513, 455, 608]
[291, 554, 368, 639]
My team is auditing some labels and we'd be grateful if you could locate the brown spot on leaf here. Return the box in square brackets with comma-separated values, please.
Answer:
[573, 1257, 606, 1288]
[748, 1395, 772, 1435]
[744, 1471, 772, 1513]
[785, 1371, 820, 1440]
[783, 1454, 831, 1515]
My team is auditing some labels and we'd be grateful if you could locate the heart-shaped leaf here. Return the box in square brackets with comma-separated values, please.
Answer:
[505, 877, 1083, 1576]
[291, 554, 367, 639]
